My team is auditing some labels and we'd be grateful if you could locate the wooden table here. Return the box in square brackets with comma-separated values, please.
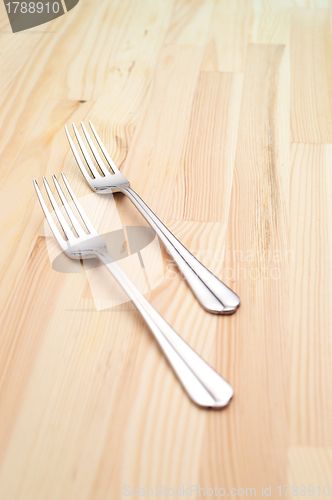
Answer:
[1, 1, 331, 498]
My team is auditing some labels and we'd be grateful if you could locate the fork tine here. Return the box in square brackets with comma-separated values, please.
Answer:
[72, 123, 100, 179]
[43, 176, 75, 240]
[52, 175, 86, 237]
[88, 120, 120, 174]
[65, 125, 93, 185]
[33, 180, 66, 250]
[61, 172, 96, 234]
[81, 122, 109, 176]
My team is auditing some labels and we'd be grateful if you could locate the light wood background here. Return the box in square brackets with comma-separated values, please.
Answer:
[0, 0, 332, 498]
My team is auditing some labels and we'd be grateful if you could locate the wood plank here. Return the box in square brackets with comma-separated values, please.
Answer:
[201, 1, 250, 72]
[0, 237, 86, 470]
[171, 71, 243, 222]
[57, 0, 174, 102]
[289, 143, 332, 447]
[291, 8, 332, 143]
[164, 0, 214, 46]
[200, 43, 290, 491]
[250, 4, 291, 44]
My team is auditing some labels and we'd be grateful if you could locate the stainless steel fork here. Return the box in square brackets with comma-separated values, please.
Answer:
[65, 121, 240, 315]
[33, 173, 233, 408]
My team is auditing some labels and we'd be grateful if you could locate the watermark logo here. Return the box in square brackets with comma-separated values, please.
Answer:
[3, 0, 80, 33]
[43, 191, 165, 310]
[41, 191, 291, 311]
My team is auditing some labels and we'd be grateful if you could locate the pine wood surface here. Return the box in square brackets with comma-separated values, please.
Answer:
[0, 1, 331, 498]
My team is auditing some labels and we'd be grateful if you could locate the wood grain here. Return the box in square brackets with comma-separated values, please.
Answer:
[289, 143, 332, 447]
[165, 0, 214, 46]
[122, 44, 204, 220]
[291, 8, 332, 143]
[200, 42, 290, 492]
[172, 71, 243, 222]
[0, 0, 331, 498]
[201, 0, 250, 72]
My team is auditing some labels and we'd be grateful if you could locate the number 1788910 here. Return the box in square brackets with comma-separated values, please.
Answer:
[277, 485, 331, 496]
[5, 2, 61, 14]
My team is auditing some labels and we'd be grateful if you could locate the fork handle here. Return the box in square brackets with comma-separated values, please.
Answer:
[96, 249, 233, 408]
[121, 187, 240, 314]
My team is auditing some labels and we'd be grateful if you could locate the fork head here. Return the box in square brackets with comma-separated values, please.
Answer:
[33, 173, 106, 260]
[65, 121, 130, 194]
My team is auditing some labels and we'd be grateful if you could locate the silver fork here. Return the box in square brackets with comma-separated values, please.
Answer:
[65, 121, 240, 315]
[33, 173, 233, 408]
